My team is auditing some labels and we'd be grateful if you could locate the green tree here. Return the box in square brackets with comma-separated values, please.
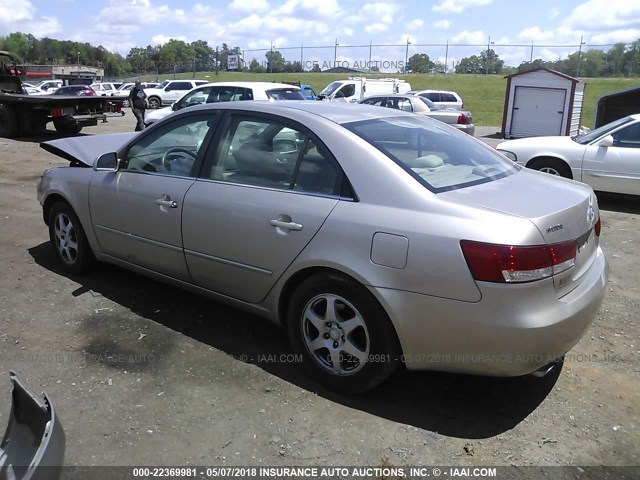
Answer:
[265, 49, 286, 73]
[190, 40, 214, 71]
[455, 55, 483, 74]
[406, 53, 433, 73]
[480, 48, 504, 74]
[248, 58, 265, 73]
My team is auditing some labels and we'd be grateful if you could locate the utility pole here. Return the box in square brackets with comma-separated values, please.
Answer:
[404, 37, 411, 74]
[270, 41, 274, 73]
[334, 38, 339, 68]
[530, 41, 534, 63]
[444, 39, 448, 74]
[368, 41, 372, 74]
[76, 51, 80, 79]
[485, 35, 493, 75]
[576, 36, 585, 77]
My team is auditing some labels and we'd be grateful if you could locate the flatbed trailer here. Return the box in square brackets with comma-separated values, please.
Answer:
[0, 51, 110, 137]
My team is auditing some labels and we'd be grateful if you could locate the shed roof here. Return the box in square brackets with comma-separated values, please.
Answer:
[504, 67, 582, 83]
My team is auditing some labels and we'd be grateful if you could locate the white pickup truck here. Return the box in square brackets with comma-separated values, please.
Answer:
[318, 77, 411, 103]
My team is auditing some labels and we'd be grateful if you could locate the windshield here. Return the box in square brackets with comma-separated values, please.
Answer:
[418, 96, 441, 111]
[345, 115, 518, 193]
[157, 80, 170, 89]
[266, 89, 305, 100]
[320, 81, 342, 96]
[575, 116, 633, 144]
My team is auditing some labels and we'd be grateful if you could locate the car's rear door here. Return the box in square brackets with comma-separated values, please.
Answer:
[88, 112, 219, 281]
[182, 112, 343, 303]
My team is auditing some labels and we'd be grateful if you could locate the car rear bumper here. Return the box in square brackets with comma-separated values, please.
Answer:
[370, 246, 608, 376]
[0, 372, 65, 479]
[452, 123, 475, 136]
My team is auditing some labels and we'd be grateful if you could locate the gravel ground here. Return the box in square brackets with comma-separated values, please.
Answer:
[0, 112, 638, 473]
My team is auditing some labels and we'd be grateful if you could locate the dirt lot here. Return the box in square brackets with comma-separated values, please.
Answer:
[0, 113, 638, 472]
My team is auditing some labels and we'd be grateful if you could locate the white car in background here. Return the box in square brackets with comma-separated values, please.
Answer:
[110, 82, 158, 107]
[409, 89, 465, 110]
[144, 79, 210, 109]
[497, 114, 640, 196]
[90, 82, 122, 96]
[33, 79, 62, 94]
[144, 81, 305, 126]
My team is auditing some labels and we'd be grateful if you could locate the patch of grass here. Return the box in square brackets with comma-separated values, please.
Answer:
[140, 71, 639, 128]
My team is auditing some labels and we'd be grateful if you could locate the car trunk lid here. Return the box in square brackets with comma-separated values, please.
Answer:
[441, 170, 600, 295]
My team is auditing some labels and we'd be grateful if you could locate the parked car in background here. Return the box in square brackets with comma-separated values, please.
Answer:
[33, 79, 62, 94]
[360, 94, 475, 135]
[319, 77, 411, 102]
[52, 85, 96, 96]
[144, 81, 305, 126]
[110, 82, 158, 107]
[144, 79, 210, 109]
[497, 114, 640, 196]
[90, 82, 122, 96]
[24, 85, 43, 95]
[409, 89, 465, 110]
[38, 101, 606, 393]
[300, 84, 317, 100]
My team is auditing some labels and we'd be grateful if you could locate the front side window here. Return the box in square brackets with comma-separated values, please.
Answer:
[209, 116, 342, 195]
[612, 122, 640, 148]
[176, 87, 212, 109]
[345, 115, 518, 193]
[124, 114, 216, 177]
[170, 82, 193, 91]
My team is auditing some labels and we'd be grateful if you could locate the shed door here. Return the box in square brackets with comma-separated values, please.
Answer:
[510, 86, 566, 138]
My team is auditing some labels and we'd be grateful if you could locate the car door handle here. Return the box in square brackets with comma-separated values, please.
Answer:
[270, 219, 303, 231]
[155, 197, 178, 208]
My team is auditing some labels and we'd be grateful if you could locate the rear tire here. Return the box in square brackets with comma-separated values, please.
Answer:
[53, 120, 82, 135]
[529, 157, 572, 178]
[0, 104, 19, 138]
[287, 273, 401, 393]
[48, 201, 95, 274]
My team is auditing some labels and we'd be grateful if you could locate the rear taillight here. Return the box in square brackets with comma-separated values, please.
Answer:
[595, 218, 601, 236]
[460, 240, 577, 283]
[51, 108, 63, 117]
[457, 113, 470, 124]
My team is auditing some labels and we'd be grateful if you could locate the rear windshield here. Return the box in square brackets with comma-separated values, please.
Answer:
[266, 89, 305, 100]
[344, 115, 518, 193]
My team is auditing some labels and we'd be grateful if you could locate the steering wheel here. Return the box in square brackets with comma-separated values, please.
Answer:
[162, 147, 196, 169]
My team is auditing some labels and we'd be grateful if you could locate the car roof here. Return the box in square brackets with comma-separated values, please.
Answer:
[194, 81, 301, 90]
[410, 89, 458, 94]
[182, 100, 410, 124]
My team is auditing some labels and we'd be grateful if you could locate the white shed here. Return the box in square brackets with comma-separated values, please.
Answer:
[501, 68, 585, 139]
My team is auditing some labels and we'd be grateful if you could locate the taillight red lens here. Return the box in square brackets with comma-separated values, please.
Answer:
[50, 108, 63, 117]
[595, 218, 601, 236]
[457, 113, 469, 124]
[460, 240, 577, 283]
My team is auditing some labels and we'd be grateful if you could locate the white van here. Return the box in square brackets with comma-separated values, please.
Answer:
[318, 77, 411, 103]
[34, 79, 63, 94]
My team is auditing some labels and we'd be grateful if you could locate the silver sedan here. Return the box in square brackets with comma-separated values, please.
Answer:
[38, 101, 607, 393]
[360, 94, 475, 135]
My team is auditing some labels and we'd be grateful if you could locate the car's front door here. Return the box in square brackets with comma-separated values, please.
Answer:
[182, 113, 344, 303]
[88, 113, 218, 281]
[581, 121, 640, 195]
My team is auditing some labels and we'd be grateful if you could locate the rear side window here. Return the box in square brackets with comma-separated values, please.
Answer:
[443, 93, 457, 102]
[170, 82, 193, 90]
[345, 116, 518, 193]
[424, 92, 440, 102]
[266, 89, 305, 100]
[209, 116, 342, 196]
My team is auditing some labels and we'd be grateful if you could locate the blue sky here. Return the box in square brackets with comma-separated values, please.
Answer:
[1, 0, 639, 68]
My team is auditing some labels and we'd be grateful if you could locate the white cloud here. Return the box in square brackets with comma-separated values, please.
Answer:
[151, 34, 187, 45]
[407, 19, 424, 30]
[566, 0, 640, 30]
[433, 20, 451, 30]
[432, 0, 493, 14]
[274, 0, 341, 17]
[365, 23, 389, 33]
[589, 29, 640, 44]
[0, 0, 61, 36]
[451, 30, 486, 44]
[549, 7, 560, 20]
[229, 0, 269, 12]
[361, 3, 399, 23]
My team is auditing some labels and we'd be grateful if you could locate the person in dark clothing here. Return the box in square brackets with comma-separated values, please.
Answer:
[129, 80, 148, 131]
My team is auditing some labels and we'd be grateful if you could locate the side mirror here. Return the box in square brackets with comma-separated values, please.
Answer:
[164, 86, 171, 92]
[93, 152, 120, 171]
[171, 102, 178, 111]
[599, 135, 614, 148]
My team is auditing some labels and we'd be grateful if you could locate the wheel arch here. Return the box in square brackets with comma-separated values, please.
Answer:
[42, 193, 73, 226]
[526, 156, 573, 179]
[277, 265, 403, 352]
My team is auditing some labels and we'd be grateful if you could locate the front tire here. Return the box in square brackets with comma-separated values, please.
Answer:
[0, 104, 18, 138]
[148, 96, 161, 109]
[287, 273, 401, 393]
[529, 157, 572, 178]
[48, 201, 95, 274]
